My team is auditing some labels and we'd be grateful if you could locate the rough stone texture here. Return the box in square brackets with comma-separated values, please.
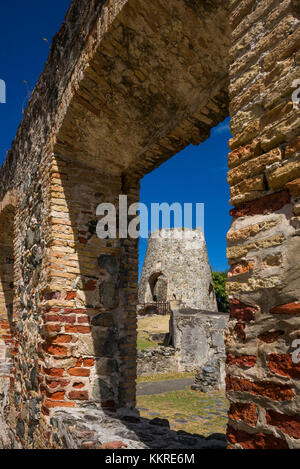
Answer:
[225, 0, 300, 450]
[171, 306, 228, 376]
[0, 0, 299, 450]
[139, 228, 217, 310]
[192, 357, 225, 393]
[137, 346, 177, 376]
[48, 407, 227, 449]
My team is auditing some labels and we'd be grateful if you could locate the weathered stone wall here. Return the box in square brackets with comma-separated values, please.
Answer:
[225, 0, 300, 449]
[171, 307, 228, 375]
[137, 346, 177, 376]
[139, 228, 217, 310]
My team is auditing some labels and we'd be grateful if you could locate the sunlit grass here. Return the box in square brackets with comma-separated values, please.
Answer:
[137, 389, 229, 436]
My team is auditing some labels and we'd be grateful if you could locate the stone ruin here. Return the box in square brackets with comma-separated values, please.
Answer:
[0, 0, 299, 449]
[138, 228, 218, 310]
[137, 227, 228, 390]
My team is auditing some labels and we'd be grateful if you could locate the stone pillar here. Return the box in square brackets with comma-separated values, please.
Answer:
[226, 0, 300, 449]
[38, 155, 139, 415]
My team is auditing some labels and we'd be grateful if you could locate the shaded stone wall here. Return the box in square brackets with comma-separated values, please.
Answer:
[139, 228, 217, 310]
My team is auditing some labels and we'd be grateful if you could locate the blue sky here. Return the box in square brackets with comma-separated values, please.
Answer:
[0, 1, 231, 277]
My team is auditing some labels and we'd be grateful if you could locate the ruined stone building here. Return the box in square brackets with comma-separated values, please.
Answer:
[0, 0, 300, 449]
[138, 228, 217, 310]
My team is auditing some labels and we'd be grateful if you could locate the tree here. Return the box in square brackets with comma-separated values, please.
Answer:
[212, 271, 229, 313]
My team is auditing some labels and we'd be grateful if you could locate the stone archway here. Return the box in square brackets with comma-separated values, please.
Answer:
[0, 0, 299, 449]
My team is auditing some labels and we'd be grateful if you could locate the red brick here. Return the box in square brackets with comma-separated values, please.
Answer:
[268, 353, 300, 379]
[226, 375, 294, 401]
[258, 331, 284, 343]
[43, 344, 68, 356]
[43, 367, 64, 377]
[43, 399, 75, 409]
[43, 324, 61, 334]
[230, 299, 256, 321]
[68, 390, 89, 400]
[45, 391, 65, 400]
[65, 325, 91, 334]
[226, 354, 257, 368]
[270, 303, 300, 315]
[52, 334, 72, 344]
[266, 410, 300, 439]
[73, 382, 85, 389]
[227, 426, 288, 449]
[78, 315, 90, 324]
[228, 402, 258, 426]
[45, 378, 70, 389]
[66, 291, 77, 300]
[67, 367, 90, 377]
[230, 190, 290, 217]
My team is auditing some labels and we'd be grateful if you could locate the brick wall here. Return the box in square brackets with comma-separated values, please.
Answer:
[226, 0, 300, 449]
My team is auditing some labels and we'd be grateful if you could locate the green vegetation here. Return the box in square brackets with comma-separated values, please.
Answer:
[137, 333, 159, 350]
[137, 388, 228, 436]
[212, 271, 229, 313]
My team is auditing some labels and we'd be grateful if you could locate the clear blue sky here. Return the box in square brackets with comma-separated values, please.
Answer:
[0, 1, 231, 277]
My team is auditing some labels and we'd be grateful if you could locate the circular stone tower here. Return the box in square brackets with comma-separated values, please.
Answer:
[138, 228, 217, 311]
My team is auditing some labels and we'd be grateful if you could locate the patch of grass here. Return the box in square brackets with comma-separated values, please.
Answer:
[137, 372, 195, 383]
[137, 389, 229, 436]
[137, 334, 159, 350]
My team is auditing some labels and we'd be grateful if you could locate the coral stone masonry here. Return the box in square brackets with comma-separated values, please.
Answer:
[0, 0, 299, 449]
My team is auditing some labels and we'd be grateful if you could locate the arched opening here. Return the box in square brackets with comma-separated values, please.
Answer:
[149, 272, 168, 303]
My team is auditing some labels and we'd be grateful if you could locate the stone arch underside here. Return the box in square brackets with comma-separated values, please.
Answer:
[0, 0, 299, 450]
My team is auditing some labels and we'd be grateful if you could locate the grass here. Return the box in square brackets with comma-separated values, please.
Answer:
[137, 314, 170, 350]
[136, 371, 195, 383]
[137, 334, 159, 350]
[137, 388, 229, 436]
